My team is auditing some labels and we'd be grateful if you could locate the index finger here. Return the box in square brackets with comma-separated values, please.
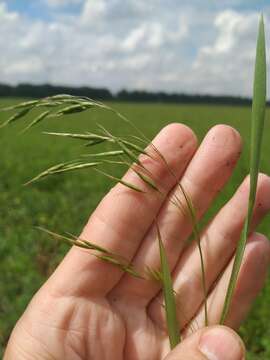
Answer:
[46, 123, 198, 297]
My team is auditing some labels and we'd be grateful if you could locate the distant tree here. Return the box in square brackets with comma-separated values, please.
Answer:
[0, 82, 255, 106]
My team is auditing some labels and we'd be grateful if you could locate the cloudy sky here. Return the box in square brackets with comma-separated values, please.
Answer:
[0, 0, 269, 96]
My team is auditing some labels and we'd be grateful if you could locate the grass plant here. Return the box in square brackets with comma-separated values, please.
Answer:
[220, 15, 267, 324]
[0, 94, 208, 349]
[0, 15, 267, 355]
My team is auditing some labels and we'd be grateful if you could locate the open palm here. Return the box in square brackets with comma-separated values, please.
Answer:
[4, 124, 270, 360]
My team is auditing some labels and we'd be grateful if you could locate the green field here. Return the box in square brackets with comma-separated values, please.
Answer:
[1, 99, 270, 359]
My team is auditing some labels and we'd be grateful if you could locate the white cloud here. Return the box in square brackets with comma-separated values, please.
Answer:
[193, 10, 264, 96]
[121, 19, 188, 56]
[201, 10, 257, 55]
[122, 23, 164, 51]
[122, 26, 146, 51]
[0, 2, 18, 22]
[81, 0, 107, 25]
[0, 1, 269, 97]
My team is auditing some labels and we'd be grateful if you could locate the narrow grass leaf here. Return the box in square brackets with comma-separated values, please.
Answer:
[24, 163, 67, 185]
[38, 227, 112, 254]
[220, 15, 267, 324]
[98, 125, 142, 165]
[1, 100, 39, 111]
[37, 227, 143, 279]
[178, 184, 208, 326]
[82, 150, 124, 158]
[54, 104, 89, 116]
[36, 101, 63, 108]
[117, 140, 141, 164]
[132, 168, 160, 192]
[0, 107, 32, 128]
[25, 161, 100, 185]
[44, 131, 109, 142]
[157, 223, 180, 348]
[50, 94, 75, 100]
[84, 139, 108, 146]
[22, 111, 51, 133]
[95, 168, 145, 193]
[97, 254, 143, 278]
[53, 162, 102, 175]
[52, 162, 101, 174]
[121, 139, 149, 156]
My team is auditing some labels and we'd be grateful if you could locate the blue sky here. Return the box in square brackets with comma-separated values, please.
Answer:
[0, 0, 269, 96]
[5, 1, 269, 20]
[6, 0, 83, 19]
[5, 1, 270, 17]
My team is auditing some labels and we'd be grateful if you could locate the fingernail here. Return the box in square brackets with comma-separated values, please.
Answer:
[198, 327, 244, 360]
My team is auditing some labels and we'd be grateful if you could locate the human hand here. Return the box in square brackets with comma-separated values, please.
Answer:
[4, 124, 270, 359]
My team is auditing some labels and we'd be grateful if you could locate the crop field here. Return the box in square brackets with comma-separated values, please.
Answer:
[0, 99, 270, 358]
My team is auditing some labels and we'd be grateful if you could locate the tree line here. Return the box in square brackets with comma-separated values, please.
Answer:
[0, 83, 254, 105]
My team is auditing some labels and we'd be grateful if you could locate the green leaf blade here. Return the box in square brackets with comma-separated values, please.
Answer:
[220, 15, 267, 324]
[22, 111, 51, 133]
[249, 15, 267, 201]
[157, 224, 180, 349]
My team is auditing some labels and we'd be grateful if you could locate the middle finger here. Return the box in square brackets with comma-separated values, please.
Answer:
[110, 125, 242, 305]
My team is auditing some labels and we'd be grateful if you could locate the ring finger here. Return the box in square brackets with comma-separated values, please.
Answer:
[148, 174, 270, 329]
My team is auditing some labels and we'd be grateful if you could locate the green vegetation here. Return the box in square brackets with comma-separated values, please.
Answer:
[0, 99, 270, 358]
[157, 223, 181, 348]
[221, 15, 267, 325]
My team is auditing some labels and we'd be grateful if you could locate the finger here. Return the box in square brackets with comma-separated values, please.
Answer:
[46, 123, 197, 297]
[149, 173, 270, 328]
[163, 326, 245, 360]
[187, 233, 270, 332]
[110, 125, 242, 306]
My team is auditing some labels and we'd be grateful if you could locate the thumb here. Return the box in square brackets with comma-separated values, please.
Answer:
[165, 326, 245, 360]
